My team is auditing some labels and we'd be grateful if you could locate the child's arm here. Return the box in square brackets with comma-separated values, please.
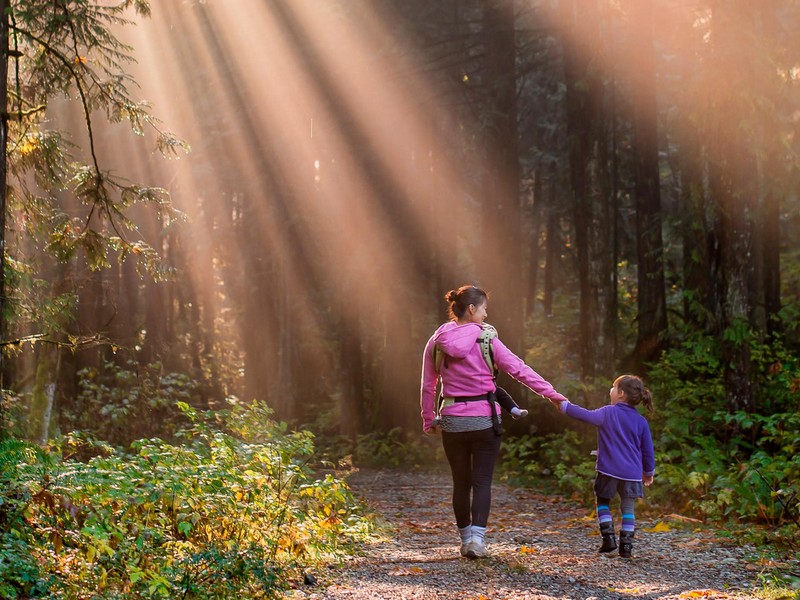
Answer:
[553, 400, 606, 428]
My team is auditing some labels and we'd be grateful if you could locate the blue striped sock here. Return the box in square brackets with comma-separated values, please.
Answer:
[620, 497, 635, 532]
[621, 513, 635, 532]
[596, 503, 613, 526]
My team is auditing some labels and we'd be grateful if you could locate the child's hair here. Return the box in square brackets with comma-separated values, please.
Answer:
[615, 374, 654, 413]
[445, 285, 488, 320]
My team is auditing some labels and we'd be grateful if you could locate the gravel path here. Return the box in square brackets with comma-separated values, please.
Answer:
[294, 469, 769, 599]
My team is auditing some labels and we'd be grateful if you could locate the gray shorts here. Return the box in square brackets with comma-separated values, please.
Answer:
[594, 472, 644, 499]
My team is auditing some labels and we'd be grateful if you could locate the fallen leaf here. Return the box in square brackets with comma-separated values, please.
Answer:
[678, 590, 736, 599]
[665, 513, 704, 523]
[642, 521, 671, 532]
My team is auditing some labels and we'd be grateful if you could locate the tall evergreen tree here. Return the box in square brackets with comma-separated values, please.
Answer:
[0, 0, 186, 437]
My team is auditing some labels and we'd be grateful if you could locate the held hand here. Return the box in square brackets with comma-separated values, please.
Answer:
[548, 397, 563, 411]
[643, 474, 654, 487]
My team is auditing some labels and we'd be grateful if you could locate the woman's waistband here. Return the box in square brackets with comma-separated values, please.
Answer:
[451, 393, 490, 402]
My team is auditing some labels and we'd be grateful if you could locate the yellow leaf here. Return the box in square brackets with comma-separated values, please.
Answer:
[74, 56, 87, 64]
[17, 137, 39, 156]
[642, 521, 671, 532]
[519, 545, 536, 554]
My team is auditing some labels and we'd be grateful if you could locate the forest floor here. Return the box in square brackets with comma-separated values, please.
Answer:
[287, 468, 797, 600]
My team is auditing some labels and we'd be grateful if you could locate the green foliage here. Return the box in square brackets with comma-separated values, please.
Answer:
[500, 430, 595, 502]
[2, 0, 189, 368]
[0, 401, 371, 598]
[644, 325, 800, 534]
[312, 426, 444, 470]
[353, 428, 444, 469]
[499, 314, 800, 559]
[63, 360, 199, 446]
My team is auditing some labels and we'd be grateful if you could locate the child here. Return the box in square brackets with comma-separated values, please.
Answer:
[550, 375, 655, 558]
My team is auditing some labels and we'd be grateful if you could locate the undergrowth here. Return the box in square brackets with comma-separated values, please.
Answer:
[0, 400, 372, 599]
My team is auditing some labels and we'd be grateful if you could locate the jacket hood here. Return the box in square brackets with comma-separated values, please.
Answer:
[433, 321, 482, 358]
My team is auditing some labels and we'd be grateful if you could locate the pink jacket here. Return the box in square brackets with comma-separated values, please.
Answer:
[419, 321, 567, 432]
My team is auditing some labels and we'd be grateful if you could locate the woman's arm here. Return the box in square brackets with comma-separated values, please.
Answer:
[491, 337, 567, 402]
[419, 336, 439, 432]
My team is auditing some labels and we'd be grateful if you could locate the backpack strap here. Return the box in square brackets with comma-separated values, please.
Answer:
[433, 343, 445, 374]
[478, 324, 502, 436]
[477, 324, 498, 379]
[433, 324, 500, 423]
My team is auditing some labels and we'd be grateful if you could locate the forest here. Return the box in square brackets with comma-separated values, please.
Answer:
[0, 0, 798, 598]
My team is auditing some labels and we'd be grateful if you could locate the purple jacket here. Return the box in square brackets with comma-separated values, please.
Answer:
[420, 321, 567, 432]
[559, 400, 655, 481]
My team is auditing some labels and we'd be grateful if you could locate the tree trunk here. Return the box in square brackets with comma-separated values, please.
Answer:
[28, 346, 61, 443]
[0, 0, 9, 433]
[707, 1, 760, 413]
[758, 5, 782, 336]
[478, 0, 523, 359]
[560, 0, 609, 377]
[525, 172, 543, 318]
[542, 164, 559, 318]
[629, 0, 667, 369]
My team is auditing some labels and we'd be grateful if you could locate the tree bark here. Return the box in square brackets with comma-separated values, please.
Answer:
[542, 167, 559, 318]
[560, 0, 610, 377]
[629, 0, 667, 369]
[478, 0, 523, 359]
[707, 1, 760, 412]
[525, 172, 543, 318]
[0, 0, 9, 433]
[758, 5, 783, 336]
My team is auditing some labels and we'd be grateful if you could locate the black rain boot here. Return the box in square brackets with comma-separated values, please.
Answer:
[619, 530, 634, 558]
[598, 522, 617, 553]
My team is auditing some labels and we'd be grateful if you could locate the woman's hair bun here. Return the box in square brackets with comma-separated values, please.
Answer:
[445, 289, 458, 303]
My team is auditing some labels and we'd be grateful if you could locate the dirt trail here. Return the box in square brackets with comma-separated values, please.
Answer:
[296, 469, 766, 599]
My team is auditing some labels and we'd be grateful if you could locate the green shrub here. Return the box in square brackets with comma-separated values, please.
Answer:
[644, 322, 800, 542]
[63, 360, 199, 446]
[501, 430, 596, 502]
[0, 400, 372, 599]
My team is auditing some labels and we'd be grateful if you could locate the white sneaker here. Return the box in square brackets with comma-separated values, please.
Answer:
[460, 542, 471, 557]
[465, 538, 488, 559]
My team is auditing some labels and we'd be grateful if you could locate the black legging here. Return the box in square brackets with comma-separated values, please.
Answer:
[442, 427, 502, 528]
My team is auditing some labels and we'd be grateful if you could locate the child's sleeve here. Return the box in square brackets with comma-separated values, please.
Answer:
[563, 402, 606, 427]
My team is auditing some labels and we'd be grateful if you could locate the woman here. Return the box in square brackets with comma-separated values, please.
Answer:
[420, 285, 568, 558]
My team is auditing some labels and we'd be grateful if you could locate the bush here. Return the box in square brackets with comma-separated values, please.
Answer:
[0, 400, 372, 599]
[645, 328, 800, 532]
[63, 360, 200, 446]
[500, 430, 596, 502]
